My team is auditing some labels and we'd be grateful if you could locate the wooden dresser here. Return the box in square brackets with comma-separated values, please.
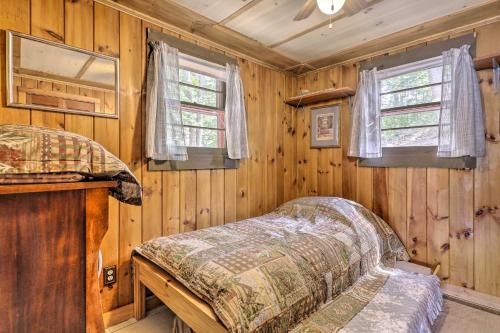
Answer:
[0, 181, 116, 333]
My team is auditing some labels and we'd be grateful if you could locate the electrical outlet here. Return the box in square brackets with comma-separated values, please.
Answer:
[103, 266, 117, 286]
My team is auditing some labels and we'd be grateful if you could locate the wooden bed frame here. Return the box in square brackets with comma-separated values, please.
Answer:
[133, 256, 441, 333]
[133, 255, 228, 333]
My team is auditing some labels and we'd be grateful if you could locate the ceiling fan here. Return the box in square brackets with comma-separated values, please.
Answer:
[294, 0, 368, 21]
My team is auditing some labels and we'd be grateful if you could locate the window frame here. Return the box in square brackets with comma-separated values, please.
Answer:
[179, 61, 227, 150]
[377, 55, 443, 149]
[146, 28, 239, 171]
[358, 34, 477, 169]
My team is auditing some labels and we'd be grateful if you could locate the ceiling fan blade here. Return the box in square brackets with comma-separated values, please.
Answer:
[294, 0, 317, 21]
[343, 0, 370, 16]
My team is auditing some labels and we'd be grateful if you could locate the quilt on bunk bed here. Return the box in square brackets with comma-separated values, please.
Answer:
[135, 197, 442, 333]
[0, 124, 142, 205]
[291, 267, 441, 333]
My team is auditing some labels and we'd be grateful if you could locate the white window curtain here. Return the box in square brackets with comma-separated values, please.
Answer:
[145, 40, 188, 161]
[438, 45, 486, 158]
[348, 68, 382, 158]
[225, 63, 249, 159]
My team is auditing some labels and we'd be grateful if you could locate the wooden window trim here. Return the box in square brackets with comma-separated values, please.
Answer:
[148, 148, 238, 171]
[359, 147, 476, 169]
[147, 29, 236, 67]
[360, 33, 476, 72]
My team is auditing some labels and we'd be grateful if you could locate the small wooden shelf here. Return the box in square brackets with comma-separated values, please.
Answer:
[285, 87, 355, 107]
[474, 54, 500, 70]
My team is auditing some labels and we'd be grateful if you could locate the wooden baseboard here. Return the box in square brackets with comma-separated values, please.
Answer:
[442, 283, 500, 315]
[103, 296, 163, 328]
[103, 304, 134, 329]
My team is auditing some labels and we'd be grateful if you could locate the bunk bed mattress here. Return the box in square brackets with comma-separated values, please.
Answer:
[134, 197, 410, 333]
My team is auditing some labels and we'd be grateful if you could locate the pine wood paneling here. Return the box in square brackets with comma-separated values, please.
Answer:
[179, 170, 197, 233]
[0, 0, 30, 125]
[64, 0, 94, 138]
[474, 20, 500, 299]
[449, 169, 474, 289]
[275, 72, 285, 205]
[388, 168, 407, 246]
[407, 168, 427, 264]
[427, 168, 450, 281]
[211, 170, 225, 227]
[283, 74, 297, 202]
[196, 170, 211, 230]
[93, 2, 121, 312]
[118, 12, 143, 307]
[223, 169, 237, 223]
[31, 0, 65, 129]
[248, 62, 263, 216]
[163, 172, 180, 236]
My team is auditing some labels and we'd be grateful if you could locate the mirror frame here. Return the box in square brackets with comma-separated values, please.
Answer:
[6, 30, 120, 119]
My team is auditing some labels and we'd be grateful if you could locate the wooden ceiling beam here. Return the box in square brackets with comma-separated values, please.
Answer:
[95, 0, 298, 71]
[218, 0, 263, 25]
[343, 0, 369, 16]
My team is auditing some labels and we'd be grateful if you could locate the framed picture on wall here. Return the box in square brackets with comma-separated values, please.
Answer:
[311, 104, 340, 148]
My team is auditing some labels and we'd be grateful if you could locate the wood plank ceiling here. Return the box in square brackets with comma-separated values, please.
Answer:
[99, 0, 499, 73]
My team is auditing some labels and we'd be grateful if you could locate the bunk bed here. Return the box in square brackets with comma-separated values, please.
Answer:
[133, 197, 443, 333]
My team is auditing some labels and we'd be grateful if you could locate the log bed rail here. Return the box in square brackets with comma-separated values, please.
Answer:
[133, 255, 441, 333]
[133, 255, 228, 333]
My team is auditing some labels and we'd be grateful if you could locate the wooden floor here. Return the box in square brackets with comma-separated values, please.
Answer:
[107, 299, 500, 333]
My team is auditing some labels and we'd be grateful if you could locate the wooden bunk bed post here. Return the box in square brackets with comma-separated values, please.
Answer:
[133, 256, 228, 333]
[133, 260, 147, 321]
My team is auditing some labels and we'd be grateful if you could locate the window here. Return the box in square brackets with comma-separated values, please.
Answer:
[355, 34, 477, 168]
[179, 53, 226, 149]
[378, 56, 443, 148]
[146, 28, 239, 171]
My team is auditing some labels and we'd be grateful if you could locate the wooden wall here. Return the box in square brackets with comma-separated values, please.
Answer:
[289, 23, 500, 298]
[0, 0, 296, 312]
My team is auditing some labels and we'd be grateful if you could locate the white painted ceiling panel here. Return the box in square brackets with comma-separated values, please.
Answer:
[275, 0, 491, 62]
[226, 0, 328, 46]
[170, 0, 249, 23]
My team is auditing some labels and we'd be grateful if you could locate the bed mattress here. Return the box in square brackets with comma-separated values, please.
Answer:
[135, 197, 410, 333]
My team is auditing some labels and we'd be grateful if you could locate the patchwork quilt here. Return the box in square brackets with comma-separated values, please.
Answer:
[0, 124, 142, 205]
[135, 197, 410, 333]
[291, 268, 442, 333]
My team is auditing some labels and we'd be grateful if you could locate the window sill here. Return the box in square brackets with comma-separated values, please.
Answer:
[359, 146, 476, 169]
[147, 147, 239, 171]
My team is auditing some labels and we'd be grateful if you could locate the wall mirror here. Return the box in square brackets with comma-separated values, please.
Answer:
[6, 31, 119, 118]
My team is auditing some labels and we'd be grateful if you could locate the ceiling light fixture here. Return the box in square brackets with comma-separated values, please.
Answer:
[317, 0, 345, 28]
[317, 0, 346, 15]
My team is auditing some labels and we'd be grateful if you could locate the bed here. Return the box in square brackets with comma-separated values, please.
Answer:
[133, 197, 443, 333]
